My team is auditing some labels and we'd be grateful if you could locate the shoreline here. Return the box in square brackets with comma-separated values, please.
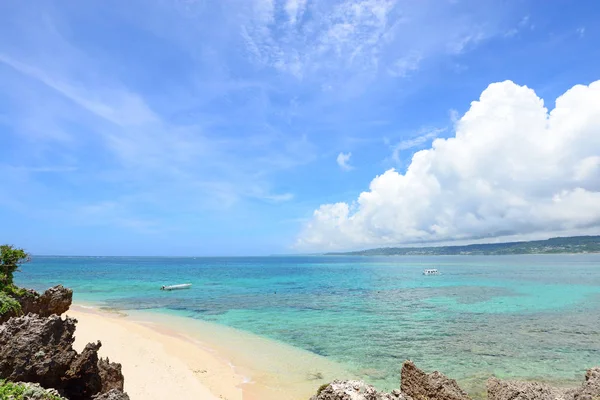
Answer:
[69, 304, 353, 400]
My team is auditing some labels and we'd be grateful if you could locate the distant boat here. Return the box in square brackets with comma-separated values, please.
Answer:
[423, 269, 440, 276]
[160, 283, 192, 291]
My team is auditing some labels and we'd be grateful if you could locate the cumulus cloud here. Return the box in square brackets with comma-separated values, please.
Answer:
[297, 80, 600, 250]
[390, 128, 445, 163]
[337, 152, 354, 171]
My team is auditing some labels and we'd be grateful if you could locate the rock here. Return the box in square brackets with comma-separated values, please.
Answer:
[487, 367, 600, 400]
[0, 314, 78, 388]
[97, 357, 125, 393]
[0, 313, 126, 400]
[92, 389, 131, 400]
[63, 342, 103, 399]
[575, 367, 600, 400]
[1, 285, 73, 324]
[18, 285, 73, 317]
[401, 360, 471, 400]
[310, 380, 410, 400]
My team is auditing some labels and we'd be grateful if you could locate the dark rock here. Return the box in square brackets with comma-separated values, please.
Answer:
[63, 342, 103, 399]
[18, 285, 73, 317]
[401, 360, 471, 400]
[0, 314, 77, 388]
[0, 314, 126, 400]
[98, 357, 125, 393]
[1, 285, 73, 324]
[92, 389, 131, 400]
[310, 380, 411, 400]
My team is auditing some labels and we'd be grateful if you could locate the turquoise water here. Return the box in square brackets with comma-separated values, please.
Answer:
[16, 255, 600, 394]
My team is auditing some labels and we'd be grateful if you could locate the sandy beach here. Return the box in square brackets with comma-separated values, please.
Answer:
[69, 306, 242, 400]
[68, 305, 352, 400]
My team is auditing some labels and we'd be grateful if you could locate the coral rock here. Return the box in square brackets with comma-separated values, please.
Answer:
[310, 380, 410, 400]
[19, 285, 73, 317]
[0, 314, 126, 400]
[92, 389, 131, 400]
[401, 360, 471, 400]
[0, 314, 77, 388]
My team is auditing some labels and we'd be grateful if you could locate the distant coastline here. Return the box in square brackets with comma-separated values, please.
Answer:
[326, 235, 600, 256]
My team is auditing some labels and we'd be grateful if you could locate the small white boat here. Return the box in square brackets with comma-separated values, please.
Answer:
[161, 283, 192, 291]
[423, 269, 440, 276]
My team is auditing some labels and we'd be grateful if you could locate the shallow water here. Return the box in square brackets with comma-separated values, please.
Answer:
[16, 254, 600, 395]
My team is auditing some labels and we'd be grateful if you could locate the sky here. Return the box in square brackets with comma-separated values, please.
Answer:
[1, 0, 599, 256]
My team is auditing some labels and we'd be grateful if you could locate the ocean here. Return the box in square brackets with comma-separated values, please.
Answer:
[15, 254, 600, 396]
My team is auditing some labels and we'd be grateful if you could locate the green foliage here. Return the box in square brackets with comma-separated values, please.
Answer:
[0, 283, 29, 298]
[0, 380, 65, 400]
[0, 245, 30, 286]
[0, 291, 22, 317]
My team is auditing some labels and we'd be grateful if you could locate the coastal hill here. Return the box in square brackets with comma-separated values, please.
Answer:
[326, 235, 600, 256]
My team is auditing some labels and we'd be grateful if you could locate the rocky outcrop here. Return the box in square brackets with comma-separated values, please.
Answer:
[97, 357, 125, 393]
[401, 360, 471, 400]
[487, 367, 600, 400]
[18, 285, 73, 317]
[0, 313, 78, 387]
[0, 285, 73, 323]
[576, 367, 600, 400]
[0, 313, 127, 400]
[63, 342, 104, 399]
[92, 389, 131, 400]
[312, 362, 600, 400]
[310, 380, 410, 400]
[311, 362, 472, 400]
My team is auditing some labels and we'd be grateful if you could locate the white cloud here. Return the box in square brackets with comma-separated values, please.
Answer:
[297, 80, 600, 250]
[239, 0, 509, 87]
[0, 53, 157, 127]
[577, 27, 585, 37]
[390, 128, 445, 163]
[449, 108, 460, 123]
[337, 152, 354, 171]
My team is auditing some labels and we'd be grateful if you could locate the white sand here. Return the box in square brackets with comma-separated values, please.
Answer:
[69, 307, 243, 400]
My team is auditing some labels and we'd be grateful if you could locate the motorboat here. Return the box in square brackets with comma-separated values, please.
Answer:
[160, 283, 192, 291]
[422, 269, 440, 276]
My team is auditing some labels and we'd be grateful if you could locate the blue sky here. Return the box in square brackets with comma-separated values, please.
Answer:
[1, 0, 599, 255]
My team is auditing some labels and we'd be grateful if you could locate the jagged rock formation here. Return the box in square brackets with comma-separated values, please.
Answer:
[92, 389, 131, 400]
[310, 380, 409, 400]
[0, 314, 127, 400]
[98, 357, 126, 394]
[0, 313, 78, 388]
[311, 362, 600, 400]
[311, 361, 471, 400]
[487, 367, 600, 400]
[0, 285, 72, 323]
[401, 360, 471, 400]
[20, 285, 73, 317]
[577, 367, 600, 400]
